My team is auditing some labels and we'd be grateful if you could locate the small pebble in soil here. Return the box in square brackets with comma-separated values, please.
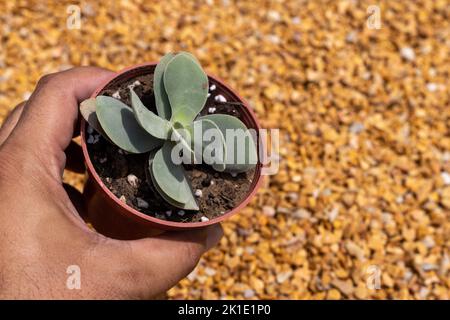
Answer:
[128, 80, 141, 90]
[207, 93, 211, 98]
[136, 197, 149, 209]
[155, 213, 166, 220]
[112, 90, 121, 99]
[209, 84, 216, 91]
[127, 174, 139, 188]
[105, 177, 112, 183]
[200, 216, 210, 222]
[99, 157, 107, 164]
[215, 94, 227, 102]
[194, 189, 203, 197]
[119, 195, 126, 203]
[87, 125, 94, 134]
[178, 210, 185, 216]
[230, 172, 238, 177]
[87, 135, 95, 144]
[165, 210, 172, 217]
[208, 107, 216, 113]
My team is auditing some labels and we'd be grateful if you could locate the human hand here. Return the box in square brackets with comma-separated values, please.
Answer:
[0, 67, 223, 299]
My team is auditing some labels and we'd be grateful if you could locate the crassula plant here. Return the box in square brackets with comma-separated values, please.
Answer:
[80, 52, 257, 211]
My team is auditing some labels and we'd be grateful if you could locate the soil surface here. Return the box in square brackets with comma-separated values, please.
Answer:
[86, 72, 256, 222]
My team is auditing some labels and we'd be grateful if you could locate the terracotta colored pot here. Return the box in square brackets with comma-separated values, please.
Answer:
[81, 62, 263, 239]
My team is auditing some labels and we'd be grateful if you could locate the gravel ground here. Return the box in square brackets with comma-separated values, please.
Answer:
[0, 1, 449, 299]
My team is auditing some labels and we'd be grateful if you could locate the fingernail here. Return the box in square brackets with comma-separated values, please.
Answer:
[205, 224, 223, 250]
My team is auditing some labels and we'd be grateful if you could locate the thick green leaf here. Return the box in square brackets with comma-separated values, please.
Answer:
[149, 141, 199, 210]
[79, 98, 110, 140]
[199, 114, 258, 172]
[96, 96, 163, 153]
[154, 52, 175, 120]
[170, 123, 197, 164]
[189, 119, 227, 171]
[164, 53, 208, 125]
[130, 88, 171, 140]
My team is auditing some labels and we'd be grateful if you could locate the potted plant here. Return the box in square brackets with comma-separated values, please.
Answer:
[80, 52, 263, 239]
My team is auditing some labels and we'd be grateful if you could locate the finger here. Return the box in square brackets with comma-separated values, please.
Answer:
[0, 101, 26, 146]
[4, 67, 114, 179]
[127, 224, 223, 297]
[65, 140, 85, 173]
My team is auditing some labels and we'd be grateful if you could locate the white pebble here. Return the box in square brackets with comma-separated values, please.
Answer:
[208, 107, 216, 113]
[262, 206, 276, 217]
[207, 93, 211, 98]
[441, 172, 450, 185]
[136, 197, 149, 209]
[243, 289, 255, 299]
[165, 210, 172, 217]
[426, 83, 438, 92]
[209, 84, 216, 91]
[128, 80, 141, 90]
[112, 91, 121, 99]
[119, 195, 126, 203]
[178, 210, 185, 216]
[127, 174, 139, 188]
[87, 135, 95, 144]
[99, 157, 107, 164]
[22, 91, 32, 100]
[400, 47, 415, 61]
[291, 17, 301, 25]
[267, 10, 281, 22]
[230, 172, 238, 177]
[349, 122, 365, 134]
[194, 189, 203, 197]
[87, 125, 94, 134]
[214, 94, 227, 102]
[93, 134, 100, 144]
[105, 177, 112, 183]
[200, 216, 210, 222]
[327, 206, 339, 222]
[210, 180, 215, 185]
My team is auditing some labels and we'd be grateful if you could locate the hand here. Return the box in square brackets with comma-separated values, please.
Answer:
[0, 67, 223, 299]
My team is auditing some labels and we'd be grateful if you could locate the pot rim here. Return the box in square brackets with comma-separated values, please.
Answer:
[81, 61, 264, 229]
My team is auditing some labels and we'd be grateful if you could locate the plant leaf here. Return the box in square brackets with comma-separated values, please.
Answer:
[79, 98, 110, 140]
[130, 88, 171, 140]
[154, 52, 175, 120]
[164, 53, 208, 125]
[149, 141, 199, 210]
[199, 114, 258, 172]
[96, 95, 163, 153]
[189, 119, 227, 171]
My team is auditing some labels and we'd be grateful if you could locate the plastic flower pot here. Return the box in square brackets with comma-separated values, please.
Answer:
[81, 62, 263, 239]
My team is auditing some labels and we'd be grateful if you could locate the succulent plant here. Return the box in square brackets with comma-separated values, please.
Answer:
[80, 52, 257, 211]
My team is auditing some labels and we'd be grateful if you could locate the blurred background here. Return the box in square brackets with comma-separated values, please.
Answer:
[0, 0, 449, 299]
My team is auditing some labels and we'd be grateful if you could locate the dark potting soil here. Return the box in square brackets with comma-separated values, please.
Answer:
[86, 73, 256, 223]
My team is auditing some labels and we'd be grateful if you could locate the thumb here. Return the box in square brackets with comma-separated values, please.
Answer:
[125, 225, 223, 298]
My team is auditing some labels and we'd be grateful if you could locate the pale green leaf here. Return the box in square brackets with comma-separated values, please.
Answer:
[164, 53, 208, 125]
[96, 96, 163, 153]
[154, 52, 175, 120]
[130, 88, 171, 140]
[199, 114, 258, 172]
[150, 141, 198, 210]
